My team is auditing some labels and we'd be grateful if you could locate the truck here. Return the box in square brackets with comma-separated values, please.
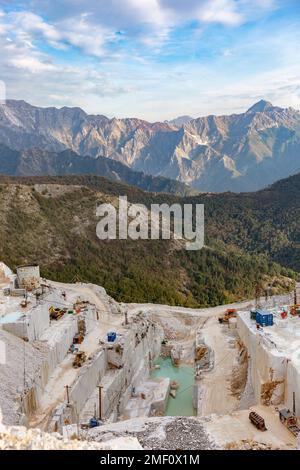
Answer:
[218, 308, 237, 324]
[279, 408, 300, 436]
[249, 411, 267, 431]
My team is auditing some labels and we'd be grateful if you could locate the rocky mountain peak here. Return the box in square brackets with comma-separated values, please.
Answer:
[246, 100, 275, 114]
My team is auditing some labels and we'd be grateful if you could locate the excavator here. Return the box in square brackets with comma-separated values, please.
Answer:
[49, 306, 66, 320]
[218, 308, 237, 324]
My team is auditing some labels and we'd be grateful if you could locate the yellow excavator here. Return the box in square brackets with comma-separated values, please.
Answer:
[218, 308, 237, 324]
[49, 306, 66, 321]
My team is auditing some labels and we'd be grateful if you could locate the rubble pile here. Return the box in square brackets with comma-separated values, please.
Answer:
[0, 426, 141, 450]
[86, 417, 219, 450]
[138, 417, 218, 450]
[225, 439, 280, 451]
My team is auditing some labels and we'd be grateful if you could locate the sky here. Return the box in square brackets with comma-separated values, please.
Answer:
[0, 0, 299, 121]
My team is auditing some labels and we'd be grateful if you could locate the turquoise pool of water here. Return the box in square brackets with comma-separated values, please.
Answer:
[151, 357, 196, 416]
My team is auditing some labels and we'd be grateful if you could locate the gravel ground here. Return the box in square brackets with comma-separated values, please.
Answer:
[85, 416, 219, 450]
[138, 417, 219, 450]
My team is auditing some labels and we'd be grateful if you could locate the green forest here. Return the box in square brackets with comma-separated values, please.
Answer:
[0, 174, 298, 307]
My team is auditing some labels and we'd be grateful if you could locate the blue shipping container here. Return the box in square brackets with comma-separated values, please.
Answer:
[107, 331, 117, 342]
[256, 310, 273, 327]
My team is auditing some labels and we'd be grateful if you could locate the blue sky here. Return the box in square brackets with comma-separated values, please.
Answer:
[0, 0, 299, 120]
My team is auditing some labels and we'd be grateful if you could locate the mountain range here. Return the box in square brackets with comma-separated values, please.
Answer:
[0, 99, 300, 192]
[0, 144, 194, 196]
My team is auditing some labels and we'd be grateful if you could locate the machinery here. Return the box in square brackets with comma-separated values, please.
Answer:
[249, 411, 267, 431]
[49, 306, 66, 320]
[72, 351, 87, 368]
[218, 308, 237, 324]
[73, 333, 84, 344]
[290, 305, 300, 316]
[279, 409, 300, 436]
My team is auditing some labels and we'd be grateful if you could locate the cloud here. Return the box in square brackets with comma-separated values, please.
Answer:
[12, 11, 61, 46]
[0, 1, 277, 54]
[0, 0, 297, 121]
[197, 0, 243, 26]
[10, 54, 56, 72]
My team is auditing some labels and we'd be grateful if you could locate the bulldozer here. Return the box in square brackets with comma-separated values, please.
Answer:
[218, 308, 237, 324]
[72, 351, 87, 368]
[49, 306, 66, 321]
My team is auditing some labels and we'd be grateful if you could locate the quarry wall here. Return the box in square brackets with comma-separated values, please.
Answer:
[237, 313, 300, 416]
[49, 316, 164, 432]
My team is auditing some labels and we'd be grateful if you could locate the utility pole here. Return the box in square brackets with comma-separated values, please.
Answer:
[65, 385, 70, 404]
[98, 385, 103, 420]
[255, 282, 261, 310]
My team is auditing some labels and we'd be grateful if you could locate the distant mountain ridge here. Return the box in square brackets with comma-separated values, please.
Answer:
[167, 115, 194, 127]
[0, 144, 195, 196]
[0, 99, 300, 192]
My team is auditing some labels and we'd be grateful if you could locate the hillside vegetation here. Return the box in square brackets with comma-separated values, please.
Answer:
[0, 174, 298, 307]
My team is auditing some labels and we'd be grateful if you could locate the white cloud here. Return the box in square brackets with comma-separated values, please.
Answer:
[126, 0, 171, 26]
[0, 0, 279, 66]
[12, 11, 61, 46]
[4, 0, 277, 48]
[59, 15, 111, 57]
[197, 0, 243, 26]
[10, 55, 56, 72]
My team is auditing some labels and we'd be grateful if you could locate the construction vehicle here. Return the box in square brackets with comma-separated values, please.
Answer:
[290, 305, 300, 316]
[73, 333, 84, 344]
[49, 306, 66, 321]
[249, 411, 267, 431]
[72, 351, 87, 368]
[218, 308, 237, 324]
[279, 408, 300, 436]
